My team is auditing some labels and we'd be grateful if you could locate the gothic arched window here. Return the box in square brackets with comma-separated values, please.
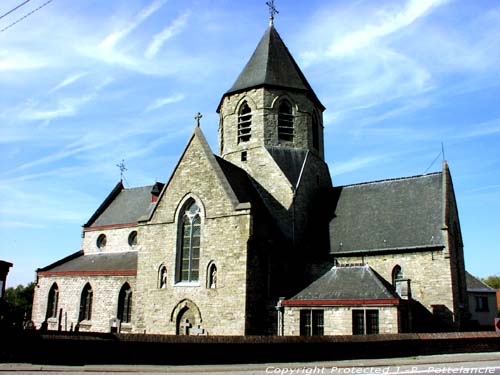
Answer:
[238, 101, 252, 143]
[46, 283, 59, 319]
[278, 101, 294, 142]
[78, 283, 93, 322]
[177, 200, 201, 283]
[312, 112, 320, 150]
[117, 283, 132, 323]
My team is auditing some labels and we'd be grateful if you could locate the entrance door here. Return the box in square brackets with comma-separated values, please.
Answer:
[176, 306, 196, 335]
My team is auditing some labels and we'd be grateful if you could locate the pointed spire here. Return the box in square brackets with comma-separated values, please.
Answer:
[221, 25, 324, 111]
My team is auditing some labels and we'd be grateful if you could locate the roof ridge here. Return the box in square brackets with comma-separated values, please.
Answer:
[336, 171, 442, 189]
[123, 185, 155, 191]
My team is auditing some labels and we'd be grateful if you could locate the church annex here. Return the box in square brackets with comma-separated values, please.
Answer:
[32, 18, 468, 336]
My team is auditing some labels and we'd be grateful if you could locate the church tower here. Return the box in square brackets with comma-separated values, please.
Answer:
[217, 22, 332, 244]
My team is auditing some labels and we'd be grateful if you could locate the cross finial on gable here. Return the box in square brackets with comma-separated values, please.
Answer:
[116, 159, 127, 182]
[266, 0, 279, 25]
[195, 112, 203, 127]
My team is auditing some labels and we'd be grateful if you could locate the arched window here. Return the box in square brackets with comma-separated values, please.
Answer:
[238, 101, 252, 143]
[159, 265, 168, 288]
[278, 101, 294, 142]
[392, 265, 403, 285]
[207, 263, 217, 289]
[177, 200, 201, 283]
[117, 283, 132, 323]
[46, 283, 59, 319]
[312, 112, 320, 150]
[79, 283, 93, 322]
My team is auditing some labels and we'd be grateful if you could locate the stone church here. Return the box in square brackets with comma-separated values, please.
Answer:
[32, 20, 468, 336]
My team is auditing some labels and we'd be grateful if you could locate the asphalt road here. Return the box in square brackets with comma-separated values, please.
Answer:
[1, 352, 500, 374]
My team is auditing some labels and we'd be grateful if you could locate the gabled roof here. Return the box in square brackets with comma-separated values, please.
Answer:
[84, 183, 154, 228]
[283, 265, 399, 306]
[466, 271, 497, 293]
[38, 251, 137, 276]
[219, 25, 324, 111]
[329, 173, 445, 255]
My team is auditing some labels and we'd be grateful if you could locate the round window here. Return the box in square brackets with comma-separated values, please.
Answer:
[128, 231, 138, 247]
[96, 234, 107, 249]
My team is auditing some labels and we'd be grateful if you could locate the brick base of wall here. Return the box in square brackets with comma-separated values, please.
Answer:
[1, 331, 499, 365]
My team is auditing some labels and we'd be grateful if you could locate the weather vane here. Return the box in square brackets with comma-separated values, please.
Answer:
[195, 112, 203, 127]
[116, 159, 127, 181]
[266, 0, 279, 25]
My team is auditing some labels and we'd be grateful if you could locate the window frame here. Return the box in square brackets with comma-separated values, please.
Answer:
[237, 101, 252, 143]
[299, 309, 324, 336]
[278, 100, 294, 142]
[128, 231, 138, 247]
[475, 296, 489, 312]
[117, 283, 132, 323]
[78, 283, 93, 322]
[176, 200, 202, 284]
[96, 234, 107, 249]
[352, 309, 379, 335]
[46, 283, 59, 320]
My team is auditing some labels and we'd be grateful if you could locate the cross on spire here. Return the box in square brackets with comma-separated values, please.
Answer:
[116, 159, 127, 181]
[266, 0, 279, 25]
[195, 112, 202, 127]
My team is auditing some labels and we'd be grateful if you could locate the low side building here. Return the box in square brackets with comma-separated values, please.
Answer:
[466, 272, 498, 329]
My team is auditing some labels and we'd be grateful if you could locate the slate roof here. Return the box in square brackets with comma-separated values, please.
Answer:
[38, 251, 137, 275]
[221, 25, 324, 111]
[266, 147, 308, 187]
[466, 272, 497, 293]
[85, 183, 155, 227]
[329, 173, 444, 255]
[288, 265, 398, 302]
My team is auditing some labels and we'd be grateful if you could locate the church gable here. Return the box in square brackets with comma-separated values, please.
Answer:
[149, 126, 251, 225]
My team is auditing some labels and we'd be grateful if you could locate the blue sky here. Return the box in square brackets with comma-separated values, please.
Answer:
[1, 0, 499, 287]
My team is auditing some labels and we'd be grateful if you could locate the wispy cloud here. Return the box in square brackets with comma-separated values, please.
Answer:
[301, 0, 448, 64]
[99, 0, 168, 50]
[19, 78, 113, 122]
[0, 50, 48, 72]
[331, 155, 389, 176]
[145, 10, 191, 60]
[145, 94, 186, 112]
[49, 72, 88, 93]
[453, 118, 500, 140]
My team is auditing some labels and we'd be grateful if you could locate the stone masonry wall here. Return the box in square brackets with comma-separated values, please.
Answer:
[134, 131, 251, 335]
[218, 88, 331, 241]
[283, 306, 399, 336]
[218, 88, 324, 160]
[32, 274, 136, 333]
[82, 226, 142, 255]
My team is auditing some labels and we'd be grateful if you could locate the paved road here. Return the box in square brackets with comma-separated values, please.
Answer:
[1, 352, 500, 374]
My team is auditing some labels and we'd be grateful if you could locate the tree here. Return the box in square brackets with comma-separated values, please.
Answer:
[0, 282, 35, 330]
[482, 276, 500, 289]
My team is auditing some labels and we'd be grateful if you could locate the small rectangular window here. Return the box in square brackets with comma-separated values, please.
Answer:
[352, 309, 379, 335]
[300, 309, 324, 336]
[241, 151, 247, 161]
[475, 296, 489, 312]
